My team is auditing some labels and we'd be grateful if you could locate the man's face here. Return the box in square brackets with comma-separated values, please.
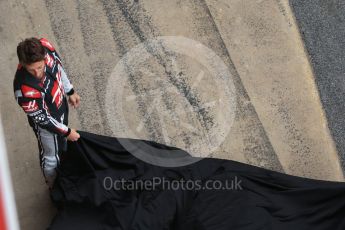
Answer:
[24, 60, 45, 80]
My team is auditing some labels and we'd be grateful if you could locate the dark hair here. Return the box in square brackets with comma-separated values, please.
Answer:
[17, 37, 46, 65]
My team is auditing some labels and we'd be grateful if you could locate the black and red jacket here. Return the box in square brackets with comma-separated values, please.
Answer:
[13, 38, 74, 137]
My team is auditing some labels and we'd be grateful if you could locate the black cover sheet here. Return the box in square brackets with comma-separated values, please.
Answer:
[48, 131, 345, 230]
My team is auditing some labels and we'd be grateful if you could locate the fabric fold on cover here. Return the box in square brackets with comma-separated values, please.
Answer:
[48, 131, 345, 230]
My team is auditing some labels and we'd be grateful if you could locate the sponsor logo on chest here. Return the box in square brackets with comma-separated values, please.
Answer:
[44, 67, 65, 109]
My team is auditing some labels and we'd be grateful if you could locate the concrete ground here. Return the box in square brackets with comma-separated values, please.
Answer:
[0, 0, 343, 229]
[291, 0, 345, 170]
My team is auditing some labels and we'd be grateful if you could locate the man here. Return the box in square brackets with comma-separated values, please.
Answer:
[13, 37, 81, 188]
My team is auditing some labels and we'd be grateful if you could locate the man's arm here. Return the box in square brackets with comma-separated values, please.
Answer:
[58, 65, 80, 108]
[58, 64, 75, 96]
[14, 87, 71, 137]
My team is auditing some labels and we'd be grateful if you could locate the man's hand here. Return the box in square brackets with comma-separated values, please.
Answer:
[67, 129, 80, 141]
[68, 92, 81, 109]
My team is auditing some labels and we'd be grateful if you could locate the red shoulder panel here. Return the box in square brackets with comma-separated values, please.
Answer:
[21, 85, 41, 99]
[40, 38, 55, 51]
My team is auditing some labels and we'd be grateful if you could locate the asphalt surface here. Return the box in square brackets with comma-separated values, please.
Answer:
[0, 0, 344, 229]
[291, 0, 345, 170]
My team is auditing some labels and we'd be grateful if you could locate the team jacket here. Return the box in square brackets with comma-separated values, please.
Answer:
[13, 38, 74, 137]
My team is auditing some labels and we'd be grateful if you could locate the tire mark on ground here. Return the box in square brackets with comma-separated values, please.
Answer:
[102, 0, 283, 170]
[113, 0, 216, 137]
[101, 0, 217, 147]
[74, 0, 118, 136]
[14, 0, 36, 34]
[100, 0, 164, 142]
[44, 0, 104, 133]
[191, 0, 283, 171]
